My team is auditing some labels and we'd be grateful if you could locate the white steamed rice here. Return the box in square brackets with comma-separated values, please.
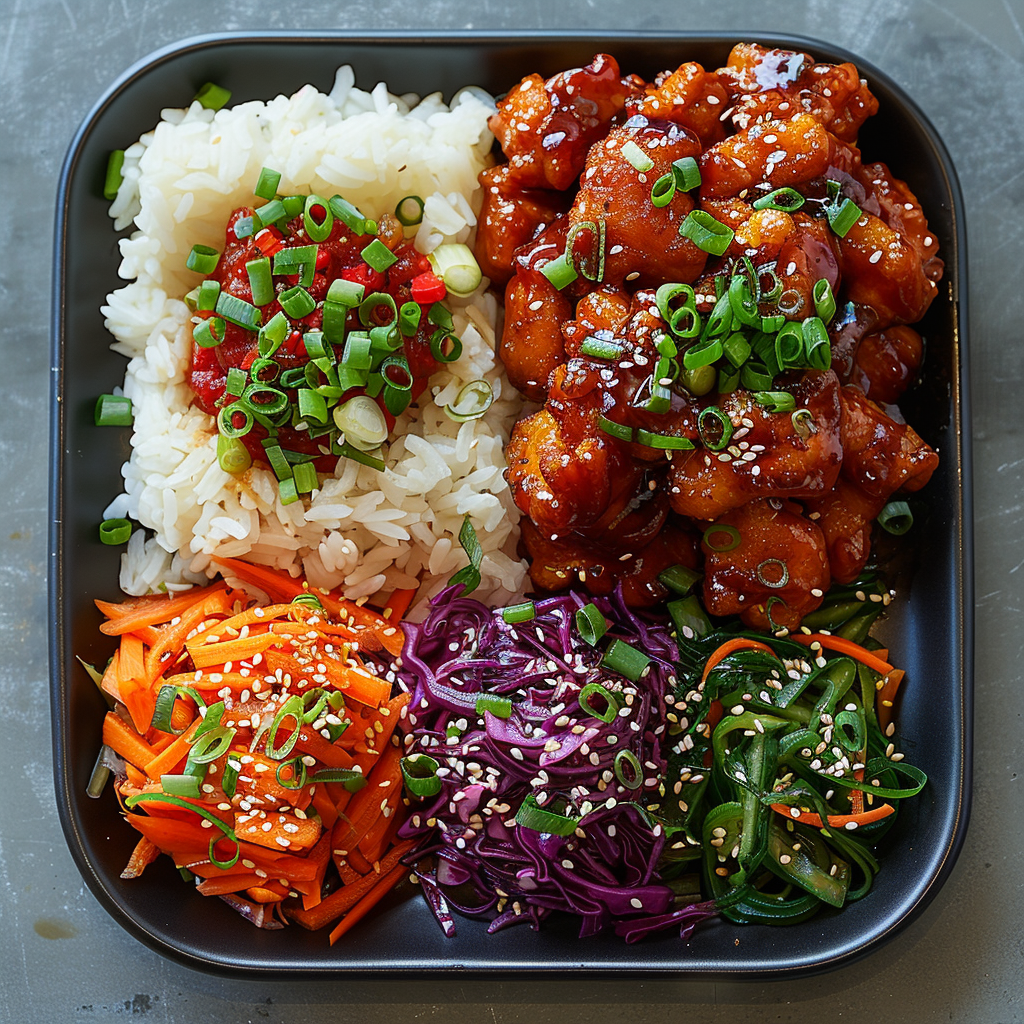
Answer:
[101, 68, 527, 609]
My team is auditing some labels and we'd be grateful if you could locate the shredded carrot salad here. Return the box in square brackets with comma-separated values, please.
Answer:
[92, 565, 414, 940]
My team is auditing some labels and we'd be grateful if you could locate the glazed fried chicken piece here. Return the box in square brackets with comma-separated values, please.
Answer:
[625, 62, 729, 147]
[489, 54, 639, 190]
[717, 42, 878, 142]
[668, 370, 844, 521]
[847, 325, 924, 404]
[568, 115, 708, 287]
[804, 477, 885, 585]
[702, 498, 831, 631]
[475, 164, 570, 289]
[521, 518, 701, 608]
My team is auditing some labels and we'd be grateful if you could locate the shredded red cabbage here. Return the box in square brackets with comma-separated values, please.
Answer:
[395, 585, 718, 941]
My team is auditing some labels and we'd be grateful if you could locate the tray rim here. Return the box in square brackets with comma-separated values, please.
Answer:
[49, 27, 974, 979]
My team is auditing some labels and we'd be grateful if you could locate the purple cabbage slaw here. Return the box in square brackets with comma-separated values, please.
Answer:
[393, 585, 717, 942]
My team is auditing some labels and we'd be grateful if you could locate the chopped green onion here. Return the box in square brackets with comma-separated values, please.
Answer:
[775, 320, 804, 368]
[813, 278, 836, 323]
[217, 401, 253, 439]
[698, 405, 733, 450]
[103, 150, 125, 201]
[791, 407, 816, 439]
[673, 156, 701, 191]
[328, 278, 366, 308]
[322, 301, 347, 345]
[395, 195, 425, 227]
[197, 280, 221, 311]
[333, 394, 387, 451]
[445, 380, 493, 423]
[752, 187, 805, 212]
[756, 558, 790, 589]
[613, 750, 643, 790]
[186, 244, 220, 275]
[428, 243, 483, 297]
[194, 82, 231, 111]
[828, 197, 862, 237]
[650, 172, 676, 207]
[328, 195, 373, 236]
[334, 441, 386, 472]
[292, 460, 319, 494]
[683, 338, 723, 371]
[258, 311, 289, 356]
[242, 382, 288, 419]
[265, 695, 304, 760]
[400, 753, 442, 798]
[502, 601, 536, 624]
[273, 244, 318, 287]
[476, 694, 513, 719]
[878, 500, 914, 535]
[99, 518, 132, 545]
[254, 167, 281, 201]
[667, 594, 712, 640]
[215, 293, 262, 330]
[598, 415, 634, 442]
[254, 198, 286, 227]
[635, 429, 695, 450]
[447, 516, 483, 595]
[679, 210, 733, 256]
[540, 253, 577, 290]
[579, 337, 624, 360]
[278, 285, 316, 320]
[599, 640, 651, 682]
[682, 363, 716, 396]
[740, 362, 774, 391]
[217, 434, 251, 474]
[702, 523, 741, 552]
[803, 316, 831, 370]
[160, 773, 201, 798]
[515, 794, 578, 836]
[297, 387, 328, 425]
[233, 216, 255, 240]
[430, 329, 462, 363]
[575, 603, 608, 646]
[245, 256, 274, 307]
[361, 238, 397, 273]
[94, 394, 133, 427]
[657, 564, 701, 595]
[755, 390, 797, 413]
[621, 139, 654, 172]
[303, 194, 334, 242]
[193, 316, 226, 348]
[150, 684, 205, 734]
[358, 292, 398, 331]
[565, 218, 606, 282]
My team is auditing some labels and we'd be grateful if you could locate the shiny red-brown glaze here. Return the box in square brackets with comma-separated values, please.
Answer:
[625, 62, 729, 147]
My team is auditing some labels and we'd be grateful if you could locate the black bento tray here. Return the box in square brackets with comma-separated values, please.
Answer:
[50, 30, 972, 977]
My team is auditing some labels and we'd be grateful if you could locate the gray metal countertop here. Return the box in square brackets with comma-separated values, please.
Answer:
[3, 0, 1022, 1020]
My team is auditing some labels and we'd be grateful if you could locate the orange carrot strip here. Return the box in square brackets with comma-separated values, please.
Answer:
[328, 863, 407, 944]
[334, 743, 404, 850]
[358, 796, 405, 863]
[346, 848, 374, 875]
[245, 882, 289, 903]
[95, 583, 227, 635]
[143, 719, 201, 778]
[187, 631, 281, 669]
[385, 588, 417, 624]
[120, 836, 162, 879]
[876, 668, 906, 733]
[100, 648, 122, 702]
[769, 802, 895, 829]
[701, 638, 776, 684]
[144, 588, 237, 683]
[320, 658, 392, 710]
[310, 783, 338, 832]
[187, 604, 298, 646]
[124, 762, 149, 789]
[195, 873, 264, 896]
[300, 833, 334, 912]
[286, 840, 415, 930]
[102, 712, 156, 772]
[788, 634, 894, 676]
[293, 726, 358, 770]
[232, 810, 321, 854]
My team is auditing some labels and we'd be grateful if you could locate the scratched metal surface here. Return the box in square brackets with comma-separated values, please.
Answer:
[3, 0, 1021, 1020]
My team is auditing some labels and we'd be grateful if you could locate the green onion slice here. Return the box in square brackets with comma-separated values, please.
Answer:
[668, 595, 712, 640]
[540, 253, 578, 290]
[651, 172, 676, 208]
[198, 280, 221, 311]
[94, 394, 133, 427]
[598, 416, 634, 442]
[151, 684, 206, 734]
[279, 285, 316, 320]
[579, 337, 624, 360]
[697, 405, 733, 450]
[575, 603, 608, 646]
[565, 218, 606, 282]
[265, 695, 304, 760]
[502, 601, 536, 624]
[803, 316, 831, 370]
[635, 429, 695, 450]
[828, 197, 862, 237]
[254, 167, 281, 201]
[476, 694, 513, 719]
[103, 150, 125, 201]
[400, 754, 442, 798]
[878, 500, 914, 535]
[328, 195, 373, 236]
[703, 524, 741, 552]
[303, 194, 334, 242]
[99, 518, 132, 545]
[673, 156, 701, 191]
[430, 329, 463, 363]
[194, 82, 232, 111]
[813, 278, 836, 324]
[395, 195, 425, 227]
[215, 293, 262, 331]
[429, 243, 484, 297]
[515, 794, 578, 836]
[217, 435, 252, 474]
[217, 401, 254, 439]
[245, 256, 274, 307]
[679, 210, 734, 256]
[193, 316, 226, 349]
[186, 244, 220, 275]
[254, 199, 286, 227]
[445, 380, 493, 423]
[613, 750, 643, 790]
[754, 390, 797, 413]
[599, 640, 651, 683]
[361, 238, 398, 273]
[327, 278, 366, 307]
[160, 774, 201, 798]
[752, 186, 805, 212]
[657, 564, 701, 595]
[756, 558, 790, 589]
[620, 139, 654, 172]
